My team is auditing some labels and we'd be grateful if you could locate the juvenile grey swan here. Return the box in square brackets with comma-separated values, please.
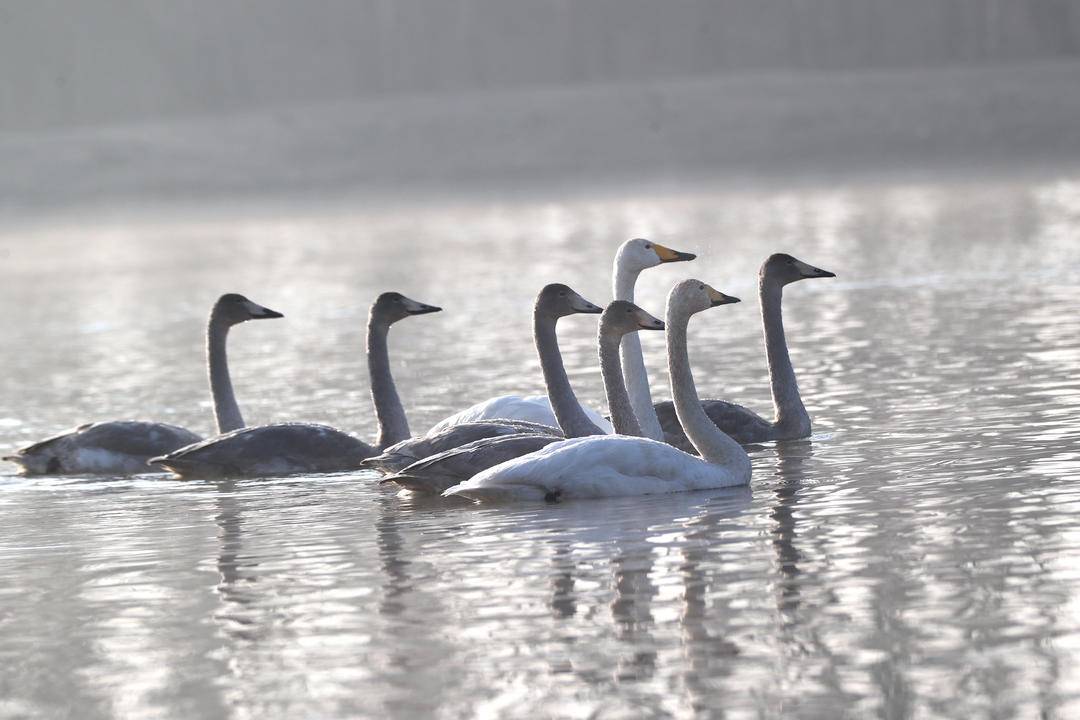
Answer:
[654, 253, 835, 448]
[384, 300, 665, 494]
[3, 293, 282, 475]
[443, 281, 751, 503]
[149, 292, 440, 478]
[427, 239, 694, 433]
[364, 284, 604, 475]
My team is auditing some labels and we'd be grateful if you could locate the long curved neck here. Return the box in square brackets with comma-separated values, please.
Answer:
[614, 261, 664, 440]
[760, 277, 809, 434]
[666, 306, 748, 471]
[207, 315, 244, 433]
[367, 318, 410, 449]
[599, 329, 642, 437]
[534, 313, 603, 437]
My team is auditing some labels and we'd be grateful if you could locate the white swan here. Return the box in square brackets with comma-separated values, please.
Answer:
[653, 253, 835, 447]
[383, 299, 665, 494]
[149, 292, 440, 478]
[443, 280, 751, 502]
[613, 238, 696, 441]
[363, 284, 604, 474]
[3, 294, 282, 475]
[428, 238, 694, 434]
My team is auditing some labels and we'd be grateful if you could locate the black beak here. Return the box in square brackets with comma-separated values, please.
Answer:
[807, 267, 836, 279]
[640, 320, 665, 330]
[255, 308, 284, 319]
[579, 304, 603, 315]
[409, 304, 442, 315]
[711, 295, 741, 307]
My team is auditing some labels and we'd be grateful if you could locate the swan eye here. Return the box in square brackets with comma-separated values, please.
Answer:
[559, 291, 567, 297]
[698, 284, 704, 290]
[644, 243, 652, 249]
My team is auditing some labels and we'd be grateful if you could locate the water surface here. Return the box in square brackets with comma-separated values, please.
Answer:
[2, 177, 1080, 719]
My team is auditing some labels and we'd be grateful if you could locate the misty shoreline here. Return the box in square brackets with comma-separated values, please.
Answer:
[2, 60, 1079, 219]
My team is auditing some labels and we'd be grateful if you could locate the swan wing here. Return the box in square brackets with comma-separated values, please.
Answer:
[363, 420, 560, 474]
[653, 399, 774, 448]
[385, 434, 562, 494]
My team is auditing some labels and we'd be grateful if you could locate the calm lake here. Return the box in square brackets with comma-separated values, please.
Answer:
[2, 175, 1080, 719]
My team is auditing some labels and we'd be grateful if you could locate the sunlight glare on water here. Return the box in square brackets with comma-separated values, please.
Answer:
[2, 176, 1080, 719]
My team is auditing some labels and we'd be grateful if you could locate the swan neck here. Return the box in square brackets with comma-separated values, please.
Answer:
[599, 331, 642, 437]
[367, 318, 410, 449]
[207, 315, 244, 433]
[666, 305, 747, 468]
[534, 313, 603, 437]
[761, 278, 809, 433]
[613, 260, 665, 440]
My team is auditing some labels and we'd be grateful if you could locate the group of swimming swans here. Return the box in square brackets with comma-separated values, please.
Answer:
[3, 240, 835, 503]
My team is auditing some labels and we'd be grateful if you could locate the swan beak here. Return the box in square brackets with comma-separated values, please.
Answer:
[639, 318, 665, 331]
[570, 295, 603, 314]
[407, 303, 442, 315]
[653, 243, 697, 264]
[706, 288, 741, 306]
[795, 259, 836, 279]
[245, 301, 284, 319]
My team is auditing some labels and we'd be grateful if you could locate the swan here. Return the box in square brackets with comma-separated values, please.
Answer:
[427, 238, 694, 434]
[613, 238, 696, 441]
[653, 253, 835, 448]
[148, 292, 440, 478]
[383, 300, 665, 494]
[362, 284, 606, 474]
[443, 280, 752, 502]
[2, 293, 282, 475]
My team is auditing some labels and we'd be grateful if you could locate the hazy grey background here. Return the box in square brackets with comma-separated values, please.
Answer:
[3, 1, 1080, 129]
[2, 1, 1080, 214]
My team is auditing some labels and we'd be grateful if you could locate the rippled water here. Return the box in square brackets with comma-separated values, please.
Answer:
[2, 176, 1080, 719]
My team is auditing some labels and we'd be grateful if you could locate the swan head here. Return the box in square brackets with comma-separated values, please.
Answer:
[372, 292, 442, 325]
[214, 293, 284, 325]
[600, 300, 665, 338]
[763, 253, 836, 286]
[616, 238, 696, 274]
[668, 279, 741, 317]
[536, 284, 603, 319]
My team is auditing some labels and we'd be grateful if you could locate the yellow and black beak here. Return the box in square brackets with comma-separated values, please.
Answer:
[706, 287, 740, 306]
[653, 243, 697, 264]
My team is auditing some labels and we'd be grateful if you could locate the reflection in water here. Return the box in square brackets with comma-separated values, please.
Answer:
[3, 177, 1080, 718]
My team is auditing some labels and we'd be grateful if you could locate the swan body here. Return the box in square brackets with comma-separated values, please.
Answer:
[150, 423, 373, 478]
[3, 421, 201, 475]
[427, 395, 612, 435]
[151, 292, 441, 479]
[361, 420, 559, 474]
[443, 434, 747, 502]
[386, 300, 665, 493]
[657, 253, 834, 447]
[445, 281, 751, 503]
[3, 294, 281, 476]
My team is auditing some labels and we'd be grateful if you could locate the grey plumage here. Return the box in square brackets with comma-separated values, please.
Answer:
[385, 434, 562, 494]
[149, 423, 374, 478]
[362, 420, 559, 474]
[4, 421, 202, 475]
